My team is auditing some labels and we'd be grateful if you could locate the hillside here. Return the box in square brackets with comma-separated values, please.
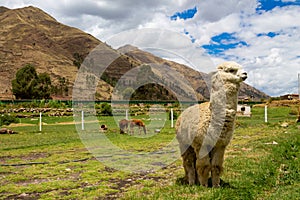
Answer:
[0, 6, 109, 99]
[0, 6, 269, 101]
[118, 45, 270, 101]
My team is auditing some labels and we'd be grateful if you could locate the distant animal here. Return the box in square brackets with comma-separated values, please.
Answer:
[0, 128, 16, 134]
[119, 119, 129, 134]
[130, 119, 146, 135]
[176, 61, 247, 187]
[100, 124, 108, 132]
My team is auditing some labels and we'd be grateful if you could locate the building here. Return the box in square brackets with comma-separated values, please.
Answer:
[280, 94, 299, 100]
[237, 105, 251, 117]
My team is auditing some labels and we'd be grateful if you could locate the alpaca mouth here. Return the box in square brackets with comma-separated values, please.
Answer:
[241, 76, 247, 81]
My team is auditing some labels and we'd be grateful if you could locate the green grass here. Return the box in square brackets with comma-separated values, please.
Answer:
[0, 106, 299, 199]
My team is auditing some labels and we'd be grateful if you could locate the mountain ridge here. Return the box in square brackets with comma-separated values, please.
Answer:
[0, 6, 269, 101]
[118, 44, 270, 101]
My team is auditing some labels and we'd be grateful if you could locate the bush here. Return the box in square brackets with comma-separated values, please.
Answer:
[0, 114, 18, 126]
[47, 100, 64, 108]
[99, 103, 112, 116]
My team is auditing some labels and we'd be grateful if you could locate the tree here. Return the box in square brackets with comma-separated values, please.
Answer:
[35, 73, 52, 99]
[12, 64, 52, 99]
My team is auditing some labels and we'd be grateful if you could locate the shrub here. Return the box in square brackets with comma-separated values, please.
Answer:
[99, 103, 112, 116]
[0, 114, 18, 126]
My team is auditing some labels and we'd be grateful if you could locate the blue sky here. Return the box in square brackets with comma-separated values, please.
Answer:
[167, 0, 300, 96]
[2, 0, 300, 96]
[170, 6, 197, 21]
[257, 0, 300, 11]
[170, 0, 300, 58]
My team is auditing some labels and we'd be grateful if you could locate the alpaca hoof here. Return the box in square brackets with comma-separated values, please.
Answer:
[188, 179, 196, 185]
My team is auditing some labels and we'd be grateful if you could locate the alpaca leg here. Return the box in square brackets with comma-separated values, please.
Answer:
[125, 124, 128, 134]
[181, 146, 197, 185]
[211, 147, 225, 187]
[196, 154, 211, 187]
[130, 125, 134, 135]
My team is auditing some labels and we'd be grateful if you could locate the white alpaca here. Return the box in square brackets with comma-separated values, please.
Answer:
[176, 61, 247, 187]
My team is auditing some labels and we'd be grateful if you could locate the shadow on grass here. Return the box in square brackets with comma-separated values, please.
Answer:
[176, 177, 232, 188]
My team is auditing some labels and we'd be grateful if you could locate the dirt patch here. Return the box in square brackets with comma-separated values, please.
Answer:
[0, 156, 14, 163]
[21, 152, 49, 161]
[17, 178, 50, 186]
[0, 152, 49, 165]
[4, 192, 41, 200]
[8, 123, 35, 127]
[55, 120, 99, 125]
[105, 171, 165, 199]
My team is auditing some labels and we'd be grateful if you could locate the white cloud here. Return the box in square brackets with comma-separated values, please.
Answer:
[195, 0, 257, 22]
[248, 6, 300, 33]
[217, 6, 300, 96]
[1, 0, 300, 96]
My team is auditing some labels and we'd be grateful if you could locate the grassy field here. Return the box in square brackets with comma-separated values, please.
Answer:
[0, 106, 299, 199]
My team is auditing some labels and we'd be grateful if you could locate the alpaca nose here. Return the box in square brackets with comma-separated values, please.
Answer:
[241, 72, 247, 80]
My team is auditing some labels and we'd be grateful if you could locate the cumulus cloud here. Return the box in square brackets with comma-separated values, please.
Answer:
[215, 5, 300, 96]
[1, 0, 300, 96]
[195, 0, 258, 22]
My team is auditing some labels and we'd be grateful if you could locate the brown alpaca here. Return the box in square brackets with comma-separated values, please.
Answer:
[130, 119, 146, 135]
[176, 62, 247, 187]
[119, 119, 129, 134]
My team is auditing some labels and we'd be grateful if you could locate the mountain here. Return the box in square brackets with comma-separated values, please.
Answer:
[0, 6, 269, 101]
[0, 6, 108, 99]
[118, 45, 270, 101]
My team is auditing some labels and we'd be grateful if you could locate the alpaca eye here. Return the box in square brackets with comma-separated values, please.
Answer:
[229, 69, 237, 74]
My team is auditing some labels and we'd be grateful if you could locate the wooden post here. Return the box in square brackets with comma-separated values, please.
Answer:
[171, 108, 174, 128]
[81, 110, 84, 131]
[125, 109, 129, 120]
[297, 107, 300, 123]
[39, 112, 42, 132]
[265, 105, 268, 123]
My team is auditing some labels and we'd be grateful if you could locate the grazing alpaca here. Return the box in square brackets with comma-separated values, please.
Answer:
[176, 61, 247, 187]
[119, 119, 129, 134]
[130, 119, 146, 135]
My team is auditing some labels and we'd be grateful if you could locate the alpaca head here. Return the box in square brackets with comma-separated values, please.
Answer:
[217, 61, 247, 84]
[210, 62, 247, 108]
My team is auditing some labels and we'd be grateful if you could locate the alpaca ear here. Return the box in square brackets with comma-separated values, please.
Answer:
[217, 65, 224, 71]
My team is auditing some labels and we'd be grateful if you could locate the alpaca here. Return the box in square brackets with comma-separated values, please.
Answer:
[119, 119, 129, 134]
[130, 119, 146, 135]
[100, 124, 108, 132]
[176, 61, 247, 187]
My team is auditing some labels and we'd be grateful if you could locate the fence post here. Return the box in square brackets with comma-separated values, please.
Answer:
[125, 109, 129, 120]
[39, 112, 42, 132]
[171, 108, 174, 128]
[81, 110, 84, 131]
[265, 105, 268, 123]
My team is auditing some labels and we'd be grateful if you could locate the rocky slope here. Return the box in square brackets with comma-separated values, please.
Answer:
[0, 6, 269, 101]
